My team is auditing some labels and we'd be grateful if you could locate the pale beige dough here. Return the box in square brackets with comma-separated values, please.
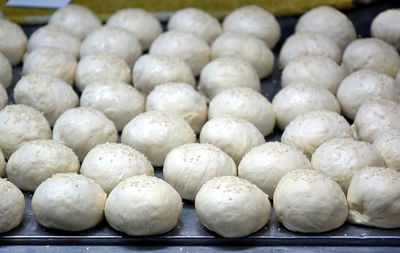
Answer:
[0, 19, 27, 65]
[0, 149, 5, 178]
[0, 178, 25, 233]
[0, 52, 12, 89]
[373, 131, 400, 170]
[371, 9, 400, 51]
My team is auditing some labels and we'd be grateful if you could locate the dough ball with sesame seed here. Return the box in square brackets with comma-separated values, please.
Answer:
[0, 178, 25, 233]
[371, 9, 400, 51]
[0, 84, 7, 110]
[0, 19, 27, 65]
[0, 52, 12, 89]
[373, 131, 400, 170]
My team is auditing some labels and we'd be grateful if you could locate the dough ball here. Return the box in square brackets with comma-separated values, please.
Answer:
[0, 178, 25, 233]
[80, 81, 145, 131]
[75, 53, 131, 92]
[53, 107, 118, 162]
[279, 32, 341, 67]
[195, 176, 271, 238]
[163, 143, 237, 201]
[32, 173, 106, 231]
[0, 19, 27, 65]
[121, 111, 196, 166]
[199, 116, 265, 165]
[106, 8, 162, 50]
[209, 87, 275, 136]
[49, 4, 101, 40]
[0, 104, 51, 159]
[373, 131, 400, 169]
[0, 149, 5, 178]
[342, 38, 400, 77]
[6, 140, 80, 192]
[14, 73, 79, 126]
[80, 143, 154, 194]
[211, 32, 274, 78]
[273, 169, 348, 233]
[371, 9, 400, 51]
[238, 142, 312, 199]
[0, 84, 7, 110]
[105, 175, 182, 236]
[272, 83, 340, 130]
[0, 52, 12, 89]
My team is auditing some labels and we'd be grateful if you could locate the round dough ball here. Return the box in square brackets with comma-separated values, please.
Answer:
[279, 32, 341, 67]
[0, 19, 27, 65]
[163, 143, 237, 201]
[80, 143, 154, 194]
[273, 169, 348, 233]
[199, 116, 265, 164]
[6, 140, 80, 192]
[53, 107, 118, 162]
[0, 104, 51, 159]
[0, 52, 12, 89]
[0, 149, 5, 178]
[238, 142, 312, 199]
[80, 81, 145, 131]
[121, 111, 196, 166]
[150, 30, 210, 76]
[0, 84, 8, 110]
[371, 9, 400, 51]
[272, 83, 340, 130]
[105, 175, 182, 236]
[373, 131, 400, 169]
[209, 87, 275, 136]
[14, 73, 79, 126]
[342, 38, 400, 77]
[106, 8, 162, 50]
[32, 173, 106, 231]
[0, 178, 25, 233]
[195, 176, 271, 238]
[211, 32, 274, 78]
[198, 57, 261, 99]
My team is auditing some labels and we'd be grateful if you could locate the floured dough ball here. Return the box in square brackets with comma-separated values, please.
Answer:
[272, 83, 340, 130]
[14, 73, 79, 126]
[373, 131, 400, 169]
[0, 149, 5, 178]
[32, 173, 106, 231]
[274, 169, 348, 233]
[80, 81, 145, 131]
[211, 32, 274, 78]
[53, 107, 118, 162]
[342, 38, 400, 77]
[121, 111, 196, 166]
[75, 53, 131, 92]
[198, 57, 261, 99]
[279, 32, 341, 67]
[146, 82, 207, 134]
[105, 175, 182, 236]
[0, 84, 7, 110]
[0, 19, 27, 65]
[0, 105, 51, 159]
[0, 178, 25, 233]
[49, 4, 101, 40]
[80, 143, 154, 194]
[200, 116, 265, 164]
[107, 8, 162, 50]
[195, 176, 271, 238]
[0, 52, 12, 89]
[371, 9, 400, 51]
[163, 143, 237, 201]
[238, 142, 312, 199]
[281, 56, 345, 94]
[209, 87, 275, 136]
[6, 140, 80, 192]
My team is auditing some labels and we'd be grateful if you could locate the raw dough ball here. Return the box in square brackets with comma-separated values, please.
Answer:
[107, 8, 162, 50]
[0, 149, 5, 178]
[149, 30, 210, 76]
[198, 57, 261, 99]
[209, 87, 275, 136]
[14, 73, 79, 126]
[0, 178, 25, 233]
[347, 167, 400, 228]
[199, 116, 265, 164]
[6, 140, 80, 192]
[342, 38, 400, 77]
[273, 169, 348, 233]
[32, 173, 106, 231]
[121, 111, 196, 166]
[0, 19, 27, 65]
[163, 143, 237, 201]
[0, 84, 7, 110]
[371, 9, 400, 51]
[105, 175, 182, 236]
[75, 53, 131, 92]
[146, 82, 207, 134]
[0, 52, 12, 89]
[80, 81, 145, 131]
[0, 105, 51, 159]
[373, 131, 400, 169]
[238, 142, 312, 199]
[80, 143, 154, 194]
[53, 107, 118, 162]
[195, 176, 271, 238]
[211, 32, 274, 78]
[272, 83, 340, 130]
[279, 32, 341, 67]
[337, 70, 399, 120]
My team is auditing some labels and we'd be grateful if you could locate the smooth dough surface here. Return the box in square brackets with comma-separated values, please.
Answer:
[0, 178, 25, 233]
[373, 131, 400, 170]
[371, 9, 400, 51]
[0, 52, 12, 89]
[0, 84, 8, 110]
[0, 19, 27, 65]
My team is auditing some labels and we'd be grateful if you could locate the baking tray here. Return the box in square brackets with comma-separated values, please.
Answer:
[1, 0, 400, 246]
